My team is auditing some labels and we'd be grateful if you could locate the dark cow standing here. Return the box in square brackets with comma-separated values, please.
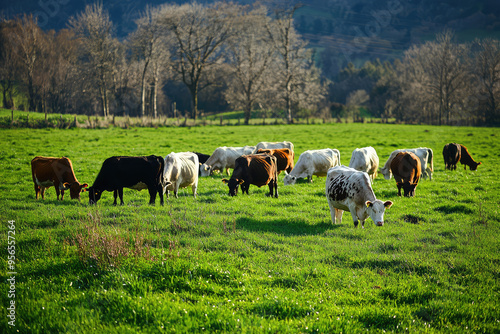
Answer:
[31, 156, 88, 200]
[390, 152, 421, 197]
[256, 148, 294, 174]
[442, 143, 461, 170]
[192, 152, 210, 165]
[88, 155, 165, 205]
[459, 144, 481, 170]
[222, 154, 278, 197]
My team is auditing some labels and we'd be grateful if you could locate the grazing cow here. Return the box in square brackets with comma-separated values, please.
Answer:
[222, 154, 278, 197]
[442, 143, 461, 170]
[390, 152, 421, 197]
[283, 148, 341, 185]
[31, 156, 88, 200]
[200, 146, 255, 176]
[88, 155, 164, 205]
[326, 165, 393, 228]
[380, 147, 433, 180]
[256, 148, 294, 174]
[163, 152, 199, 198]
[253, 141, 294, 155]
[348, 146, 379, 182]
[459, 144, 481, 171]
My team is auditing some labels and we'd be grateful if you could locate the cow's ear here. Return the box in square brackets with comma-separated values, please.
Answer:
[366, 201, 373, 208]
[81, 184, 89, 192]
[164, 181, 172, 187]
[238, 179, 245, 185]
[222, 179, 229, 184]
[63, 182, 71, 190]
[384, 201, 393, 208]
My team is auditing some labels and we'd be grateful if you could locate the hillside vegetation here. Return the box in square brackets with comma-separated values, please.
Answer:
[0, 123, 499, 332]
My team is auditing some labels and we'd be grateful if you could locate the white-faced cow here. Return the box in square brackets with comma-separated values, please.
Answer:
[380, 147, 434, 180]
[256, 148, 294, 174]
[348, 146, 379, 182]
[88, 155, 164, 205]
[326, 166, 393, 228]
[31, 156, 88, 200]
[163, 152, 199, 198]
[200, 146, 255, 176]
[222, 154, 278, 197]
[283, 148, 340, 185]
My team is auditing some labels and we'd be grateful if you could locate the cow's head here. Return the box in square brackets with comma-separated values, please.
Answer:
[87, 186, 103, 205]
[200, 164, 212, 177]
[283, 174, 297, 186]
[380, 167, 392, 180]
[162, 181, 173, 194]
[63, 182, 88, 200]
[222, 178, 244, 196]
[366, 200, 393, 226]
[470, 161, 482, 171]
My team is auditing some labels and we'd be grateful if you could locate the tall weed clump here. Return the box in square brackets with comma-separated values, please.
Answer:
[73, 211, 151, 270]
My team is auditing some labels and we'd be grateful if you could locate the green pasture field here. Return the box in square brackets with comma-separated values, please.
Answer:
[1, 123, 499, 333]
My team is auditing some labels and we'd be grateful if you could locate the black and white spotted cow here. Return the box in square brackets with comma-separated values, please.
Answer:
[325, 165, 393, 228]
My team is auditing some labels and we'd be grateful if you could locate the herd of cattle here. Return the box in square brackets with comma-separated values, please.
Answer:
[30, 141, 481, 227]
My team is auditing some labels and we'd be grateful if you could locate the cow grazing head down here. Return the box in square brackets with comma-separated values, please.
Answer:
[222, 178, 244, 196]
[87, 186, 103, 205]
[64, 182, 89, 200]
[366, 200, 393, 226]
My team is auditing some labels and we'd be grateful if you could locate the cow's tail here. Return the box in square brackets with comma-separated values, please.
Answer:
[158, 156, 165, 187]
[427, 148, 434, 172]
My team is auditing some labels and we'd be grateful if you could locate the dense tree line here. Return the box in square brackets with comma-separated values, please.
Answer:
[0, 1, 325, 125]
[0, 2, 499, 126]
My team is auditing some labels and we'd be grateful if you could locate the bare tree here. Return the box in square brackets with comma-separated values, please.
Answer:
[9, 14, 45, 112]
[469, 38, 500, 124]
[226, 5, 275, 125]
[0, 20, 19, 109]
[159, 2, 241, 120]
[267, 1, 323, 123]
[69, 3, 117, 117]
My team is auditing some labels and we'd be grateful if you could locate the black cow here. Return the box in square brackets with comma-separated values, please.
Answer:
[88, 155, 165, 205]
[222, 154, 278, 197]
[442, 143, 461, 170]
[192, 152, 210, 165]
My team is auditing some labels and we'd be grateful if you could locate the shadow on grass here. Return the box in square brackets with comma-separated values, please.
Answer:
[435, 204, 474, 214]
[235, 217, 338, 236]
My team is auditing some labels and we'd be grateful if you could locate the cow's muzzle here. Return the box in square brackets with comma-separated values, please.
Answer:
[376, 221, 384, 227]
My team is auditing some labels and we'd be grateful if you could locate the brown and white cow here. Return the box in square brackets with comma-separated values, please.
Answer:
[442, 143, 461, 170]
[256, 148, 294, 174]
[458, 144, 481, 171]
[326, 166, 392, 228]
[31, 156, 88, 200]
[380, 147, 433, 180]
[390, 152, 421, 197]
[222, 154, 278, 197]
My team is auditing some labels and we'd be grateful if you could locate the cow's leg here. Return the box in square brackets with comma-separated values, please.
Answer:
[273, 180, 278, 198]
[40, 187, 46, 200]
[55, 187, 61, 201]
[174, 184, 179, 198]
[34, 184, 40, 199]
[148, 187, 156, 205]
[113, 190, 118, 205]
[348, 205, 360, 228]
[60, 189, 65, 201]
[191, 183, 197, 198]
[226, 167, 230, 176]
[118, 188, 124, 205]
[335, 208, 343, 224]
[397, 183, 402, 197]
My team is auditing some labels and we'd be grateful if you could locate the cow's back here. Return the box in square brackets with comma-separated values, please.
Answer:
[391, 152, 421, 183]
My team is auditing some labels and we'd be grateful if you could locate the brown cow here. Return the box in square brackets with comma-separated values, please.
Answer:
[222, 154, 278, 197]
[459, 144, 481, 171]
[390, 152, 421, 197]
[256, 148, 294, 174]
[31, 156, 88, 200]
[442, 143, 461, 170]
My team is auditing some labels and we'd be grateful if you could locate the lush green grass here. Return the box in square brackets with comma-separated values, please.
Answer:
[1, 124, 499, 333]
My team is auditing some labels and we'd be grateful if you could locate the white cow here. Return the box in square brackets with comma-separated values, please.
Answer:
[253, 141, 294, 155]
[200, 146, 255, 176]
[326, 165, 393, 228]
[348, 146, 379, 183]
[163, 152, 199, 198]
[380, 147, 434, 180]
[283, 148, 340, 185]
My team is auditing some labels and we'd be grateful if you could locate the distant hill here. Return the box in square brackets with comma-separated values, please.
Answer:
[2, 0, 499, 77]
